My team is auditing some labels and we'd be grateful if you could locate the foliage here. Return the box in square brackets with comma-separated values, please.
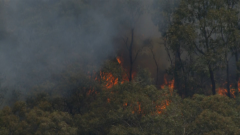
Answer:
[152, 0, 240, 97]
[0, 102, 77, 135]
[0, 0, 240, 134]
[2, 82, 240, 134]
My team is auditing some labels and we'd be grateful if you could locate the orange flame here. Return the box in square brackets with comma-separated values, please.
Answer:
[156, 75, 174, 114]
[138, 102, 141, 112]
[100, 71, 118, 89]
[131, 102, 142, 114]
[156, 100, 170, 114]
[99, 57, 131, 88]
[217, 81, 240, 98]
[116, 57, 122, 65]
[89, 57, 171, 115]
[161, 75, 174, 93]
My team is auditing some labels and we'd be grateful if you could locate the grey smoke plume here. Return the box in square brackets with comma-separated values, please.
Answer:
[0, 0, 168, 103]
[0, 0, 119, 88]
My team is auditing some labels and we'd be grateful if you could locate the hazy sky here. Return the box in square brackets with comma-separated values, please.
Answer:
[0, 0, 165, 94]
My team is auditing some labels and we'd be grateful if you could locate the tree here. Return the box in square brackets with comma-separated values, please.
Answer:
[75, 82, 181, 134]
[152, 0, 190, 97]
[118, 0, 145, 81]
[0, 101, 77, 135]
[218, 0, 239, 97]
[226, 0, 240, 97]
[153, 0, 240, 95]
[181, 94, 240, 134]
[181, 0, 240, 95]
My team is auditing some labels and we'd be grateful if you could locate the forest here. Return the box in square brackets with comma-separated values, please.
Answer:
[0, 0, 240, 134]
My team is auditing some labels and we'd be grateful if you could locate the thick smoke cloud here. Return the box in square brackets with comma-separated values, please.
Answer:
[0, 0, 120, 88]
[0, 0, 167, 103]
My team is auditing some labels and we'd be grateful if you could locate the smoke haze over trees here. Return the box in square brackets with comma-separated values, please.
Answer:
[0, 0, 240, 134]
[0, 0, 164, 89]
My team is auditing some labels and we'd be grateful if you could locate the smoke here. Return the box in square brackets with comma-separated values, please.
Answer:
[0, 0, 171, 103]
[0, 0, 119, 88]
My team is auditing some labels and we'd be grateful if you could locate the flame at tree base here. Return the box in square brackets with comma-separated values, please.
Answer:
[156, 75, 174, 114]
[161, 74, 174, 93]
[217, 81, 240, 98]
[88, 58, 174, 115]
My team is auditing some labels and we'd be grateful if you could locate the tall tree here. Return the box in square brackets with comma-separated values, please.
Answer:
[119, 0, 145, 81]
[183, 0, 238, 95]
[227, 0, 240, 97]
[152, 0, 188, 96]
[219, 0, 239, 97]
[153, 0, 240, 96]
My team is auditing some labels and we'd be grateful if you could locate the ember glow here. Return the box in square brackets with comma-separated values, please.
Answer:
[131, 102, 142, 114]
[156, 75, 175, 114]
[88, 58, 173, 114]
[100, 71, 119, 89]
[217, 81, 240, 97]
[99, 57, 129, 88]
[161, 74, 174, 93]
[116, 57, 122, 65]
[156, 100, 170, 114]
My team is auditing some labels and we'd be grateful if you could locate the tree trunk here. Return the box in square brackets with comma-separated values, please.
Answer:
[235, 52, 239, 96]
[156, 67, 159, 86]
[184, 75, 188, 98]
[226, 60, 231, 97]
[208, 64, 216, 95]
[150, 48, 159, 86]
[174, 45, 182, 96]
[129, 29, 134, 81]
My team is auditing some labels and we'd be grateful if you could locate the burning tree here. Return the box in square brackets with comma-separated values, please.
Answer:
[152, 0, 240, 97]
[118, 0, 146, 81]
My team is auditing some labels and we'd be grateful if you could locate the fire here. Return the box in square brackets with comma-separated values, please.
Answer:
[93, 57, 127, 89]
[155, 75, 174, 114]
[88, 57, 171, 115]
[100, 71, 118, 89]
[138, 102, 141, 112]
[156, 100, 170, 114]
[161, 74, 174, 93]
[86, 89, 95, 96]
[217, 81, 240, 97]
[116, 57, 122, 65]
[131, 102, 142, 114]
[99, 56, 137, 88]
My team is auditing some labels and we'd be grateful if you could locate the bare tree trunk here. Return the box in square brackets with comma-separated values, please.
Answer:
[208, 64, 216, 95]
[226, 60, 231, 97]
[174, 45, 182, 96]
[235, 52, 239, 96]
[129, 29, 134, 81]
[150, 48, 159, 86]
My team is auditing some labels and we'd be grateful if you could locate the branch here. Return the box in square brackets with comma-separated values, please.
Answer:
[193, 42, 205, 55]
[122, 37, 129, 52]
[207, 26, 216, 39]
[150, 48, 159, 68]
[132, 39, 150, 63]
[132, 46, 142, 63]
[150, 47, 159, 85]
[163, 37, 173, 66]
